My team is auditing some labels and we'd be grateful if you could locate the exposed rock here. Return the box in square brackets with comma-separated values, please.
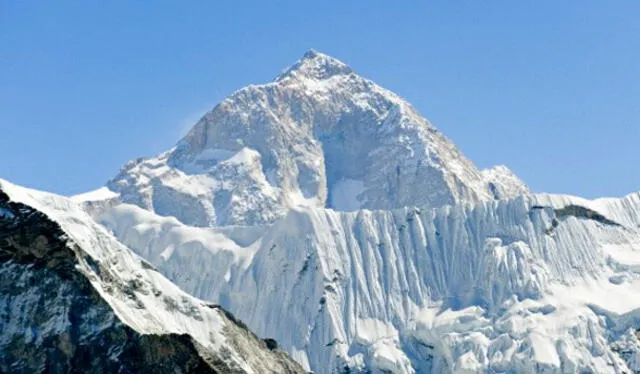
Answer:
[554, 204, 622, 227]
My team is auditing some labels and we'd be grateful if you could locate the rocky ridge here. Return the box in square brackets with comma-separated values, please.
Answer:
[0, 179, 306, 374]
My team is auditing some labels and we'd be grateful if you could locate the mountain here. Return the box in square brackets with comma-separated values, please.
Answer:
[14, 50, 640, 373]
[0, 179, 307, 373]
[106, 50, 528, 227]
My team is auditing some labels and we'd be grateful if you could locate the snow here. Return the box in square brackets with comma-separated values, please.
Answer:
[330, 178, 364, 211]
[528, 332, 561, 367]
[194, 148, 235, 162]
[355, 318, 399, 344]
[603, 243, 640, 269]
[481, 165, 530, 199]
[369, 340, 414, 373]
[98, 203, 260, 266]
[159, 244, 175, 260]
[71, 186, 118, 202]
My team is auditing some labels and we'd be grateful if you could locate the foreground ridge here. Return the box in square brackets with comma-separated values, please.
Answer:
[0, 179, 306, 374]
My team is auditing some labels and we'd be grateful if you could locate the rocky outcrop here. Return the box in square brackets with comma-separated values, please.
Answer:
[554, 204, 622, 227]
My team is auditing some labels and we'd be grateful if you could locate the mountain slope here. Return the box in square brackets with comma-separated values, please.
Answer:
[98, 190, 640, 373]
[107, 50, 527, 227]
[0, 179, 307, 374]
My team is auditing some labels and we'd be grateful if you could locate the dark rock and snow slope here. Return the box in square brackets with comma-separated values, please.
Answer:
[0, 180, 306, 374]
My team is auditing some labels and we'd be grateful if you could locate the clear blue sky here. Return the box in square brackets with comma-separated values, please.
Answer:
[1, 1, 638, 198]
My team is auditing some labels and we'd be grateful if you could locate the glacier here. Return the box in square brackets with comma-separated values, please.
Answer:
[23, 50, 640, 373]
[97, 189, 640, 373]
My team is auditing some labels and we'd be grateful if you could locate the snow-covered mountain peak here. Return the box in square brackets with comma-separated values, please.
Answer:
[108, 50, 528, 226]
[274, 49, 354, 82]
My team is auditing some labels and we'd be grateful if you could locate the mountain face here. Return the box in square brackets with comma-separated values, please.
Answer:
[0, 180, 306, 374]
[107, 50, 528, 227]
[97, 191, 640, 373]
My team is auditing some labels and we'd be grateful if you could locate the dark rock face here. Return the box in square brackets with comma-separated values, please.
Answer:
[530, 203, 622, 236]
[0, 190, 306, 374]
[263, 338, 278, 351]
[0, 191, 218, 373]
[554, 204, 622, 227]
